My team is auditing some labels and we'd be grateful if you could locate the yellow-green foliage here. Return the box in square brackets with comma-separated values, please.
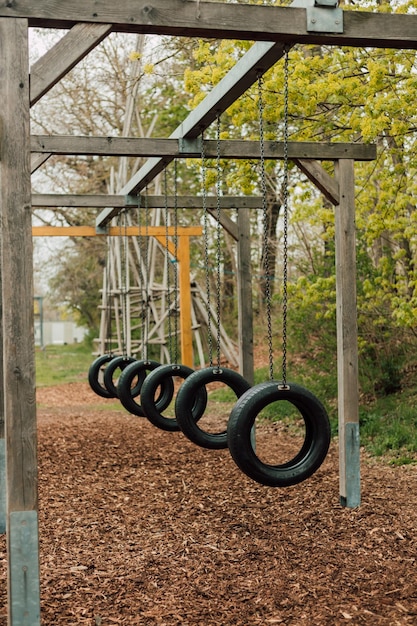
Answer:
[181, 0, 417, 392]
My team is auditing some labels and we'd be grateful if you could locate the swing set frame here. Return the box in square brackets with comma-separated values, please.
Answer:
[1, 2, 416, 623]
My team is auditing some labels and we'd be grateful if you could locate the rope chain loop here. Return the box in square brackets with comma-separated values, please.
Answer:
[201, 131, 213, 367]
[258, 74, 274, 382]
[281, 45, 290, 386]
[215, 114, 222, 369]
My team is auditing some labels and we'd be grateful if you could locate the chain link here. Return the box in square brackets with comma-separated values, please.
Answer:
[119, 210, 129, 357]
[105, 236, 113, 353]
[173, 160, 179, 363]
[201, 131, 213, 367]
[215, 114, 222, 369]
[258, 75, 274, 381]
[164, 167, 173, 361]
[281, 46, 290, 386]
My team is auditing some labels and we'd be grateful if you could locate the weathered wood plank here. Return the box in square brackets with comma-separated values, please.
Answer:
[237, 208, 254, 386]
[293, 158, 340, 206]
[0, 16, 40, 624]
[334, 159, 360, 509]
[0, 439, 5, 534]
[32, 194, 264, 209]
[1, 2, 417, 49]
[30, 23, 112, 105]
[30, 152, 51, 173]
[0, 235, 4, 535]
[0, 16, 37, 515]
[30, 135, 376, 160]
[207, 208, 238, 241]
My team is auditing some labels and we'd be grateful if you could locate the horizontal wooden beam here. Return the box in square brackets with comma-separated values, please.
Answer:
[2, 2, 417, 50]
[32, 225, 203, 237]
[32, 194, 264, 209]
[30, 136, 376, 161]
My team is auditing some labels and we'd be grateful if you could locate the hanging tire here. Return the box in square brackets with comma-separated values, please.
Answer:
[118, 359, 175, 417]
[140, 364, 208, 432]
[88, 354, 115, 398]
[227, 381, 331, 487]
[175, 367, 251, 450]
[102, 355, 137, 398]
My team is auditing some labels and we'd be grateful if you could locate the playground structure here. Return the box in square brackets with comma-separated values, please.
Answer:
[1, 1, 417, 624]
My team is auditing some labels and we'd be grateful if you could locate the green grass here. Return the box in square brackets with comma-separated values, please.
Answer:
[359, 390, 417, 465]
[35, 342, 95, 387]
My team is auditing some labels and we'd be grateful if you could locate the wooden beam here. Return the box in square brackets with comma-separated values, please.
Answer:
[32, 194, 264, 209]
[30, 135, 376, 161]
[0, 17, 40, 624]
[96, 39, 289, 226]
[32, 226, 203, 237]
[334, 159, 360, 509]
[237, 208, 254, 386]
[0, 234, 4, 535]
[1, 2, 417, 50]
[30, 23, 112, 106]
[294, 159, 340, 206]
[207, 208, 238, 242]
[30, 153, 51, 173]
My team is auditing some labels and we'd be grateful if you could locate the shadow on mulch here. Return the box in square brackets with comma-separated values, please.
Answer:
[1, 382, 416, 625]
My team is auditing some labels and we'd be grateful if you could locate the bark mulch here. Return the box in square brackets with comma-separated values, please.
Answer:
[1, 382, 416, 625]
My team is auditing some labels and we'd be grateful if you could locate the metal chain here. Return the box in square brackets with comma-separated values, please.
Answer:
[258, 74, 274, 381]
[201, 131, 213, 367]
[215, 114, 222, 369]
[164, 167, 173, 361]
[120, 210, 129, 357]
[105, 237, 113, 354]
[136, 196, 146, 360]
[144, 189, 150, 361]
[281, 46, 290, 386]
[138, 200, 146, 360]
[173, 159, 179, 363]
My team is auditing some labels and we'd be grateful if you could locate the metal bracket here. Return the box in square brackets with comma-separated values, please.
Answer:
[293, 0, 343, 33]
[95, 223, 109, 235]
[124, 194, 140, 207]
[9, 511, 41, 625]
[178, 137, 203, 156]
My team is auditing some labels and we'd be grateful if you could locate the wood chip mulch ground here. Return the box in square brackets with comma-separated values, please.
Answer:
[1, 381, 416, 625]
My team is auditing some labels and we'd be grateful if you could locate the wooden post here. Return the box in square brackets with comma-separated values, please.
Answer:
[0, 240, 5, 535]
[237, 208, 254, 385]
[334, 159, 360, 508]
[0, 18, 41, 624]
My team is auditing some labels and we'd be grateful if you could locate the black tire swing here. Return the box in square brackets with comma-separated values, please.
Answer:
[102, 210, 137, 398]
[117, 194, 174, 417]
[175, 119, 251, 449]
[88, 233, 121, 398]
[88, 354, 115, 398]
[227, 59, 331, 487]
[140, 164, 208, 431]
